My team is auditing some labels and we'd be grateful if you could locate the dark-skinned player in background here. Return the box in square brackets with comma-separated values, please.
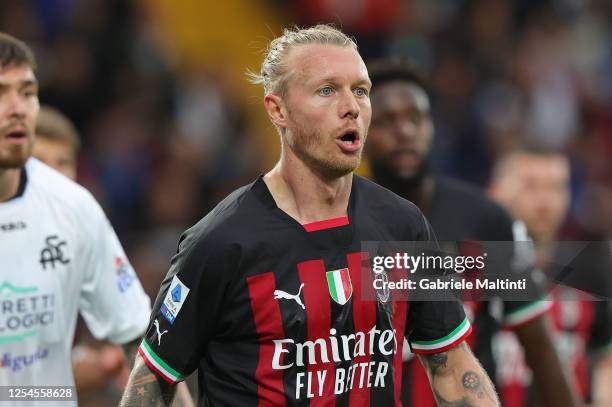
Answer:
[365, 60, 579, 407]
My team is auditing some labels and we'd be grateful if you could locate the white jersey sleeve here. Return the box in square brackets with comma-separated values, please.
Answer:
[76, 191, 151, 344]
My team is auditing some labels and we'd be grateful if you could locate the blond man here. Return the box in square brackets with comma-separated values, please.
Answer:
[121, 25, 499, 407]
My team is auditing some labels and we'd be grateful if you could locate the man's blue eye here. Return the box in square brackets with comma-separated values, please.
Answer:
[354, 88, 367, 97]
[319, 87, 333, 96]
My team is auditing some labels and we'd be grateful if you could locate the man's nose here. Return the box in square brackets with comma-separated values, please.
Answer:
[340, 91, 360, 119]
[5, 90, 28, 118]
[395, 117, 418, 141]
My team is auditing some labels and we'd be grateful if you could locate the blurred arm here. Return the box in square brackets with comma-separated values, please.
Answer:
[121, 338, 141, 370]
[72, 344, 126, 395]
[418, 342, 500, 406]
[514, 315, 580, 407]
[592, 350, 612, 406]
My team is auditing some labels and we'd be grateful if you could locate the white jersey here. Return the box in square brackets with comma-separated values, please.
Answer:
[0, 159, 151, 405]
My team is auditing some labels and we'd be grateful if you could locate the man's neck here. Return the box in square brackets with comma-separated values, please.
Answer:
[0, 167, 23, 203]
[264, 153, 352, 225]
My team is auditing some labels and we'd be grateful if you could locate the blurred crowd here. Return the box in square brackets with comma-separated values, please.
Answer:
[1, 0, 611, 404]
[292, 0, 612, 242]
[0, 0, 263, 301]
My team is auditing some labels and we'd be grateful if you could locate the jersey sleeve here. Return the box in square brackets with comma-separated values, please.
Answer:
[77, 194, 151, 344]
[502, 298, 552, 328]
[138, 223, 237, 383]
[502, 220, 552, 328]
[406, 302, 471, 354]
[406, 213, 472, 354]
[589, 301, 612, 352]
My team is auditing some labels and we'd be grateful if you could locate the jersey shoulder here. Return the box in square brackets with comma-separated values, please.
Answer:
[26, 158, 104, 218]
[436, 176, 512, 220]
[178, 179, 260, 250]
[354, 175, 421, 214]
[435, 176, 514, 238]
[353, 175, 428, 237]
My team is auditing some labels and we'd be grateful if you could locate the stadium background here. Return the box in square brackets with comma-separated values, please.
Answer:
[1, 0, 610, 405]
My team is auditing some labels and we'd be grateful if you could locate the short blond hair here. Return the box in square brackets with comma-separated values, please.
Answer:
[248, 24, 357, 96]
[36, 106, 80, 155]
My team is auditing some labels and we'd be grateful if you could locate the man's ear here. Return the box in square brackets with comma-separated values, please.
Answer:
[264, 94, 288, 129]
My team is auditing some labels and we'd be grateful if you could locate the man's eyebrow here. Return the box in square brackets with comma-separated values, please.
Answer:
[21, 79, 38, 87]
[316, 76, 341, 85]
[0, 79, 39, 88]
[357, 78, 372, 88]
[314, 76, 372, 87]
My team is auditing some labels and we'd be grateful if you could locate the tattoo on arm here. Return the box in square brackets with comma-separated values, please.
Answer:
[421, 351, 449, 376]
[419, 343, 499, 406]
[120, 354, 177, 407]
[462, 372, 485, 399]
[422, 351, 471, 406]
[430, 371, 487, 406]
[432, 390, 472, 407]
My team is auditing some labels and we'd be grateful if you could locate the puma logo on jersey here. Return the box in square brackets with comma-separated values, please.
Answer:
[153, 319, 168, 345]
[274, 283, 305, 309]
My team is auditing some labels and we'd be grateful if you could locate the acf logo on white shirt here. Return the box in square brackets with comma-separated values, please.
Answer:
[160, 276, 190, 325]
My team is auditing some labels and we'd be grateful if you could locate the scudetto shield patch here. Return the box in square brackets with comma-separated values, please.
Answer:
[326, 268, 353, 305]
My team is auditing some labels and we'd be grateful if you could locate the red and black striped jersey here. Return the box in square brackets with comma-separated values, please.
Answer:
[139, 175, 470, 406]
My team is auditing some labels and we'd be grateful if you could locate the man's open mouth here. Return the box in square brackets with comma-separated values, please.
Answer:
[2, 129, 28, 144]
[7, 131, 26, 140]
[339, 131, 357, 145]
[336, 129, 361, 153]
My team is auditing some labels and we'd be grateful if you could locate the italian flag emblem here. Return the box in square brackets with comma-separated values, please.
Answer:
[326, 268, 353, 305]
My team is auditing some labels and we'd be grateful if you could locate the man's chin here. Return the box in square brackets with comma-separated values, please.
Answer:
[397, 169, 421, 182]
[316, 157, 360, 180]
[326, 162, 359, 179]
[369, 158, 430, 192]
[392, 163, 427, 183]
[0, 154, 29, 169]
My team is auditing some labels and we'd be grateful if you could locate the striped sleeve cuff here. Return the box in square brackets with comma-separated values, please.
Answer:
[503, 298, 552, 328]
[138, 340, 185, 384]
[410, 317, 472, 354]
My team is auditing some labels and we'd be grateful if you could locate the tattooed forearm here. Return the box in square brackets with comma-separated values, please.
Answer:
[418, 343, 499, 406]
[432, 390, 472, 407]
[462, 372, 486, 398]
[430, 371, 487, 406]
[120, 354, 177, 407]
[421, 351, 449, 376]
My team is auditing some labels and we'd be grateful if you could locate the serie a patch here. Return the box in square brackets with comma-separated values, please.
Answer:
[160, 275, 190, 325]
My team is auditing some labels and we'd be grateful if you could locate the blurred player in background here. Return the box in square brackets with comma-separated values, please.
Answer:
[32, 105, 132, 403]
[33, 106, 80, 180]
[365, 60, 579, 407]
[122, 25, 500, 407]
[0, 32, 151, 405]
[490, 148, 612, 406]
